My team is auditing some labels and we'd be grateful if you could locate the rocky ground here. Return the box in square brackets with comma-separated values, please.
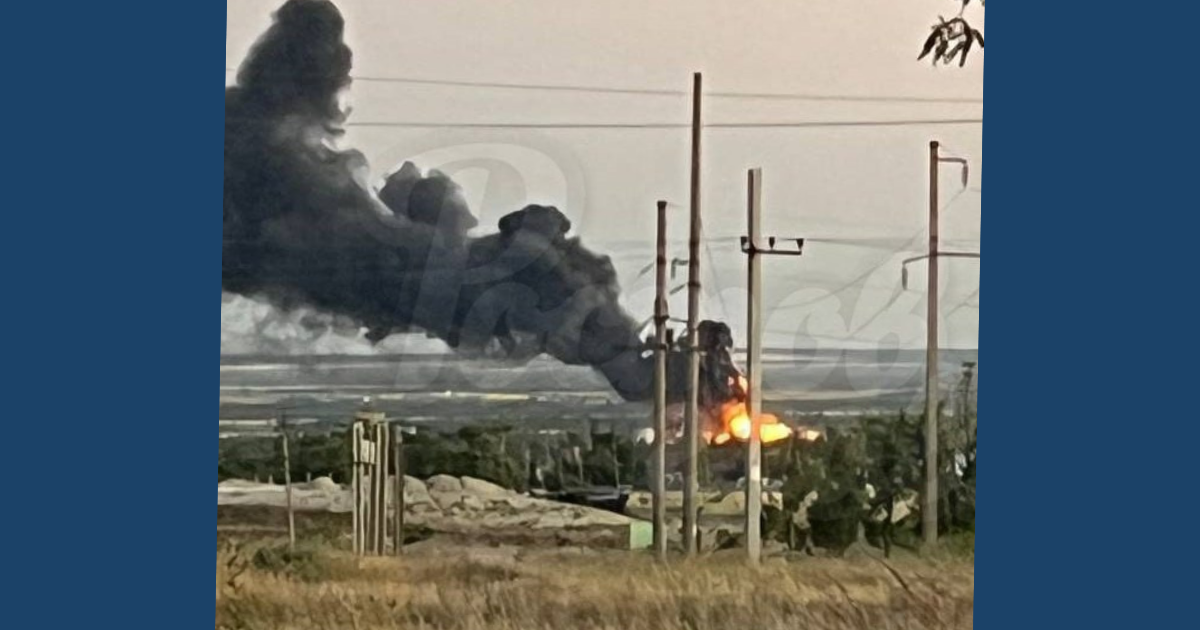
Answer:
[217, 475, 804, 551]
[218, 475, 640, 547]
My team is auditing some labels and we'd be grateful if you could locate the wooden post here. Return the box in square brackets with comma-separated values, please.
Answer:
[361, 423, 370, 555]
[400, 422, 410, 554]
[683, 71, 703, 557]
[924, 140, 941, 546]
[376, 426, 383, 554]
[523, 443, 532, 490]
[365, 424, 375, 554]
[653, 199, 669, 559]
[358, 422, 368, 555]
[612, 438, 621, 488]
[544, 438, 557, 489]
[377, 422, 388, 555]
[574, 446, 585, 485]
[361, 426, 369, 554]
[745, 168, 764, 564]
[280, 412, 296, 552]
[351, 421, 360, 556]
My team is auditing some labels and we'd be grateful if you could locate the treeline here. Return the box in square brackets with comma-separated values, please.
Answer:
[769, 412, 976, 556]
[218, 432, 349, 483]
[216, 425, 647, 491]
[218, 412, 976, 555]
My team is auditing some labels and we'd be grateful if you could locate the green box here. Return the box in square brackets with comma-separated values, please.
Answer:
[628, 520, 653, 550]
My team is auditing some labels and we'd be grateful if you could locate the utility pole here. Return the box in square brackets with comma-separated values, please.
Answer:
[739, 169, 804, 564]
[744, 169, 764, 564]
[653, 199, 669, 560]
[915, 140, 974, 547]
[683, 71, 703, 556]
[924, 140, 941, 547]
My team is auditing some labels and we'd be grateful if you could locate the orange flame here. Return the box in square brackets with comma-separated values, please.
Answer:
[707, 375, 792, 445]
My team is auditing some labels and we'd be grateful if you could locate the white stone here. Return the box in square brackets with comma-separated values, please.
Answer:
[533, 513, 570, 529]
[402, 476, 434, 505]
[426, 474, 463, 493]
[503, 496, 536, 510]
[430, 490, 463, 511]
[460, 494, 487, 511]
[461, 476, 511, 499]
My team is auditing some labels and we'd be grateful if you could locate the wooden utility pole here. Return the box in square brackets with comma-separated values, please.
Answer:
[744, 169, 764, 564]
[924, 140, 941, 546]
[653, 199, 669, 559]
[683, 71, 703, 556]
[280, 411, 295, 551]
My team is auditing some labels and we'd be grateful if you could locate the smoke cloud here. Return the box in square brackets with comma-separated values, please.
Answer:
[223, 0, 667, 399]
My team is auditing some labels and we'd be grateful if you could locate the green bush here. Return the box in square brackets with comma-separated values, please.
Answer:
[776, 414, 975, 556]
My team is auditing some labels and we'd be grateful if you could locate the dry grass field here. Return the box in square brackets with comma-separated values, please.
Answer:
[216, 535, 973, 630]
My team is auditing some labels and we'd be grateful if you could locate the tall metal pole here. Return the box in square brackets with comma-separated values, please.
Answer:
[653, 200, 669, 559]
[924, 140, 941, 546]
[683, 72, 703, 556]
[744, 169, 764, 564]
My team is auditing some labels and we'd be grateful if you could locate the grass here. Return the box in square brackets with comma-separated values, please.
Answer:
[217, 536, 973, 630]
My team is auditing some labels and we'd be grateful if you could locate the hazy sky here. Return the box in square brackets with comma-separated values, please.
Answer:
[223, 0, 983, 353]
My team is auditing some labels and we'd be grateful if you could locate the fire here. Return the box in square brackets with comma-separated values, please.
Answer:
[707, 375, 793, 445]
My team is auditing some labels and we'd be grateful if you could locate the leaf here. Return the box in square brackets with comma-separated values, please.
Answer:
[945, 41, 966, 66]
[918, 30, 941, 60]
[934, 39, 950, 66]
[959, 35, 974, 67]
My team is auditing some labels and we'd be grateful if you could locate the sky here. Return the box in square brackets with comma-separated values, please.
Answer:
[222, 0, 983, 354]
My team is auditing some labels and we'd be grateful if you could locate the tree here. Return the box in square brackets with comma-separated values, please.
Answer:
[920, 0, 985, 67]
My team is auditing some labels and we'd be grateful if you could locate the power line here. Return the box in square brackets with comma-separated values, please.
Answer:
[767, 233, 925, 313]
[702, 235, 979, 251]
[343, 118, 983, 130]
[225, 67, 983, 105]
[763, 289, 979, 343]
[763, 186, 975, 315]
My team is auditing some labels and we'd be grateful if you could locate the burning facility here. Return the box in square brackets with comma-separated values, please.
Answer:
[223, 0, 789, 444]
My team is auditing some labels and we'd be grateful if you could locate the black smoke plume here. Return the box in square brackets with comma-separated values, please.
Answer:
[223, 0, 737, 403]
